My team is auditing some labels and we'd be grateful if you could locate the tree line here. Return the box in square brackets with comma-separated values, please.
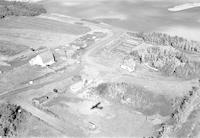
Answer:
[130, 46, 200, 80]
[128, 32, 200, 54]
[0, 0, 46, 19]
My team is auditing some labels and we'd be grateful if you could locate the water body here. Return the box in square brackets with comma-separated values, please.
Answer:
[41, 0, 200, 41]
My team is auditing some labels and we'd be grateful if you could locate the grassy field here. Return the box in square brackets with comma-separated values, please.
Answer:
[0, 40, 28, 56]
[20, 115, 63, 137]
[0, 16, 90, 35]
[0, 17, 91, 49]
[0, 28, 77, 49]
[0, 16, 91, 49]
[0, 40, 30, 71]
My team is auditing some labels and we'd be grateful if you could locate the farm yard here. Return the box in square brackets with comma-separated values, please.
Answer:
[0, 0, 200, 137]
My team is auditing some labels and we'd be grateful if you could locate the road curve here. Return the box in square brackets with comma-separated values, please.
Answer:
[82, 29, 123, 72]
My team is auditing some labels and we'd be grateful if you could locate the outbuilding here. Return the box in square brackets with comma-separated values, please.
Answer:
[29, 50, 55, 67]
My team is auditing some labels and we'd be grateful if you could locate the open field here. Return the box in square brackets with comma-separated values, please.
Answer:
[0, 16, 90, 35]
[0, 40, 28, 56]
[0, 15, 91, 50]
[21, 115, 63, 137]
[0, 28, 76, 49]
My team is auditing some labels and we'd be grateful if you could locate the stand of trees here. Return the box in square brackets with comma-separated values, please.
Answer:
[95, 82, 152, 109]
[0, 103, 28, 137]
[130, 47, 200, 80]
[0, 0, 46, 19]
[174, 61, 200, 79]
[128, 32, 200, 54]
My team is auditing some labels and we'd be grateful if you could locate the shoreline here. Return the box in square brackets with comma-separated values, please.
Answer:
[168, 3, 200, 12]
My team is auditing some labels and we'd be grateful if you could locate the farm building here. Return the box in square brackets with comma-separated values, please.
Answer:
[29, 50, 55, 67]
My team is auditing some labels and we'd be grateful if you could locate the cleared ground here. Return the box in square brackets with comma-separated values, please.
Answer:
[0, 16, 90, 35]
[0, 16, 91, 49]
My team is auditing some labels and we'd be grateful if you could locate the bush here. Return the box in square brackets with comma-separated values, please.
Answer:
[0, 0, 46, 19]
